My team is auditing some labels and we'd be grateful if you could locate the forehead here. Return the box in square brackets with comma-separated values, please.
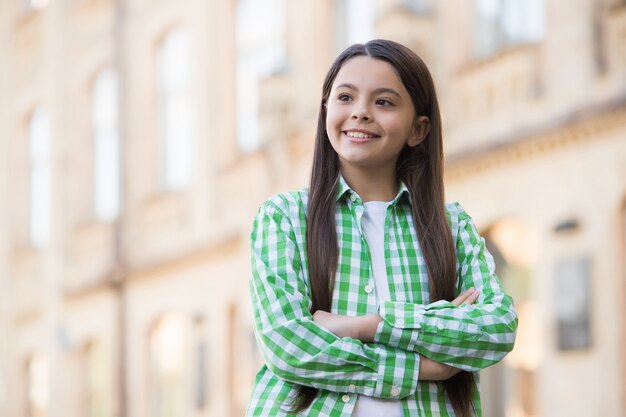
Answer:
[332, 55, 406, 93]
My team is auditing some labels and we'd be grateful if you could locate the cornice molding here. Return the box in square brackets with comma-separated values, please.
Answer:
[445, 93, 626, 181]
[123, 231, 242, 285]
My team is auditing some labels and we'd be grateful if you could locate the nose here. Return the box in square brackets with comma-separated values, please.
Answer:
[351, 107, 370, 121]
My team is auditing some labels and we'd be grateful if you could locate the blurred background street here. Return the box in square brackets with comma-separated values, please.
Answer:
[1, 0, 626, 416]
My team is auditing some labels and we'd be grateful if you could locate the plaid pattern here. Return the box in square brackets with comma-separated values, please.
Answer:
[246, 177, 517, 416]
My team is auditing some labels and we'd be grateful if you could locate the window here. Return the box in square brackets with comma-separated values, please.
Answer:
[26, 354, 48, 417]
[0, 363, 5, 416]
[400, 0, 432, 14]
[193, 340, 207, 410]
[555, 258, 592, 350]
[92, 68, 120, 222]
[28, 108, 51, 247]
[24, 0, 49, 11]
[84, 341, 110, 417]
[483, 219, 538, 417]
[622, 198, 626, 417]
[157, 28, 193, 190]
[336, 0, 377, 50]
[227, 304, 262, 415]
[236, 0, 286, 152]
[474, 0, 545, 57]
[149, 315, 187, 417]
[192, 315, 207, 410]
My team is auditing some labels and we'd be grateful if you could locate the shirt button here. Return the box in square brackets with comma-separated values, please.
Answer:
[437, 323, 444, 330]
[390, 386, 401, 397]
[350, 194, 357, 202]
[348, 384, 356, 392]
[342, 394, 350, 403]
[364, 284, 373, 294]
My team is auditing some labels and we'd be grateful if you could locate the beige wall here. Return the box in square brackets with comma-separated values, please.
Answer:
[0, 1, 10, 415]
[447, 122, 626, 417]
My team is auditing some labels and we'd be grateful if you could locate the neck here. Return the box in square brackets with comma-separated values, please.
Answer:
[340, 163, 398, 202]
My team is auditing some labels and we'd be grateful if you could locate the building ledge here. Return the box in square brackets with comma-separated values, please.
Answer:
[445, 93, 626, 179]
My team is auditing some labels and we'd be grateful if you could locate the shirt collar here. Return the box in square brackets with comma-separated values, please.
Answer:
[336, 175, 352, 202]
[336, 174, 412, 206]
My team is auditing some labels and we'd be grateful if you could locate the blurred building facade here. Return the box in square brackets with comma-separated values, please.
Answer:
[0, 0, 625, 417]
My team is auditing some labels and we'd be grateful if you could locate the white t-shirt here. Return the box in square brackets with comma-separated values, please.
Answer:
[352, 201, 403, 417]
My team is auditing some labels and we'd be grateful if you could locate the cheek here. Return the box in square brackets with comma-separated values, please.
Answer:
[325, 107, 343, 137]
[325, 118, 333, 140]
[384, 114, 414, 139]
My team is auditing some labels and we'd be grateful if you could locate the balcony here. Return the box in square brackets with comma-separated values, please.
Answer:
[446, 44, 543, 154]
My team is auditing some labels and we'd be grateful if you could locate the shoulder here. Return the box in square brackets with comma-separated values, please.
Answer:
[445, 201, 472, 226]
[445, 201, 479, 246]
[255, 188, 309, 224]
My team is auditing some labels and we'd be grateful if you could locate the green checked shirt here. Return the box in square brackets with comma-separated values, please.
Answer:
[246, 177, 517, 417]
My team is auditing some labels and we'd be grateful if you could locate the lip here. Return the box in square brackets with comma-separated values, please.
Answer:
[342, 128, 381, 143]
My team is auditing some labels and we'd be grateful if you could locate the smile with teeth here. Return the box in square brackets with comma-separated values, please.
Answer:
[344, 131, 379, 139]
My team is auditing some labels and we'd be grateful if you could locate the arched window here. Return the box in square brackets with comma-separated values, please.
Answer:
[92, 68, 120, 222]
[228, 303, 262, 415]
[149, 314, 187, 417]
[157, 28, 193, 190]
[482, 219, 539, 417]
[236, 0, 286, 152]
[28, 108, 51, 247]
[25, 354, 48, 417]
[83, 341, 110, 417]
[474, 0, 545, 57]
[621, 198, 626, 416]
[191, 314, 208, 411]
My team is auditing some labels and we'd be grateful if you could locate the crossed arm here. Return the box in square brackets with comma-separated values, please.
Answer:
[312, 288, 481, 381]
[250, 200, 517, 396]
[309, 204, 519, 378]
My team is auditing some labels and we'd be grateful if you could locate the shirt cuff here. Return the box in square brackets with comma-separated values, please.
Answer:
[373, 301, 424, 351]
[375, 301, 482, 350]
[372, 344, 420, 399]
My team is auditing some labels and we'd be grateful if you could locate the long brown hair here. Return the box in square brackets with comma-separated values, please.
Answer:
[295, 39, 475, 416]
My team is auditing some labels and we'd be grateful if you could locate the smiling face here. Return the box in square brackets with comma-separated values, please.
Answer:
[325, 55, 428, 176]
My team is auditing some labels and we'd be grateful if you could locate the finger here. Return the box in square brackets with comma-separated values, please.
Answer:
[312, 310, 329, 322]
[312, 312, 320, 322]
[450, 289, 470, 306]
[464, 289, 480, 305]
[451, 288, 475, 306]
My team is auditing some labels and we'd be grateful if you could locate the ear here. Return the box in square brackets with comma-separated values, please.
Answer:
[407, 116, 430, 147]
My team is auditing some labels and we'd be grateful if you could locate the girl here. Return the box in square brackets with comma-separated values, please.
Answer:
[246, 39, 517, 417]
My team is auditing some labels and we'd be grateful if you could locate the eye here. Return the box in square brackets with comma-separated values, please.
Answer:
[337, 93, 352, 102]
[375, 98, 393, 106]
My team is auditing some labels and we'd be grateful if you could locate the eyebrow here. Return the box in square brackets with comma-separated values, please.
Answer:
[335, 83, 402, 98]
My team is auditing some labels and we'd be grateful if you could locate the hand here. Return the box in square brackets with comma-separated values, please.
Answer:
[312, 311, 382, 342]
[418, 287, 480, 381]
[418, 355, 463, 381]
[451, 287, 480, 306]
